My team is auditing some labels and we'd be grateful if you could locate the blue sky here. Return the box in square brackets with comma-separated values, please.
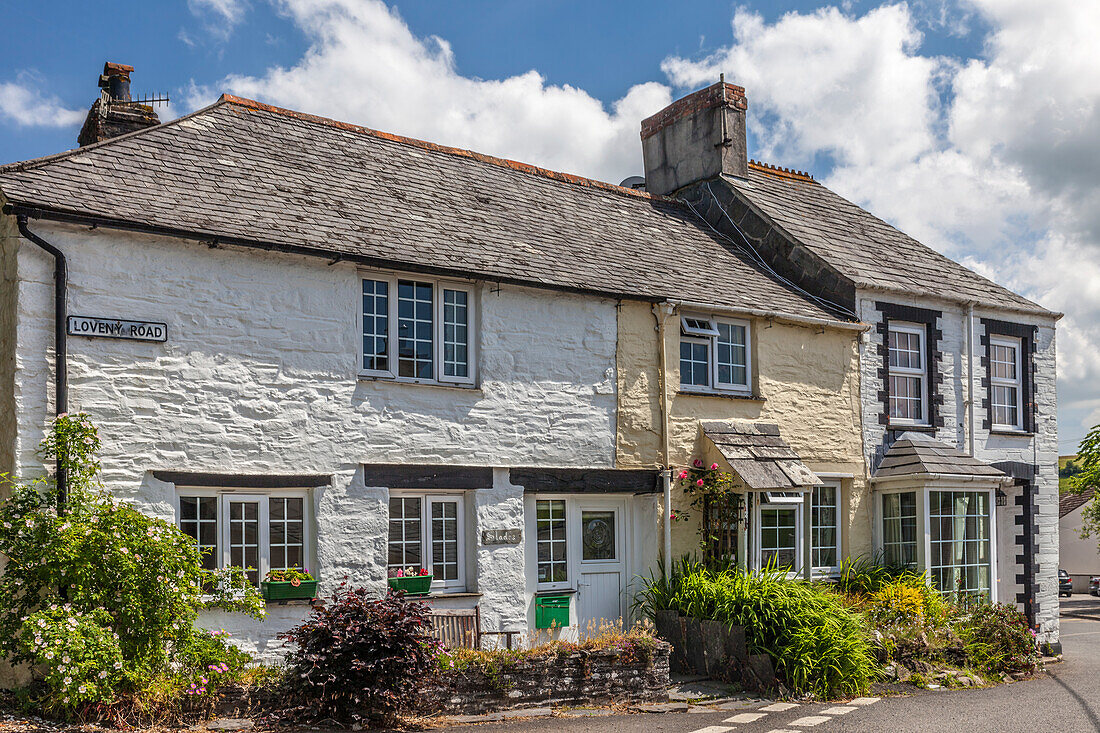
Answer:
[3, 1, 1098, 452]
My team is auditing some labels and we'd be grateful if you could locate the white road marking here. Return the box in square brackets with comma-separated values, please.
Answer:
[725, 712, 768, 723]
[687, 727, 735, 733]
[760, 702, 799, 712]
[765, 730, 799, 733]
[848, 696, 881, 705]
[790, 715, 832, 727]
[822, 705, 857, 715]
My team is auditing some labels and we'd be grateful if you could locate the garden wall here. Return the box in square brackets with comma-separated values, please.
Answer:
[417, 642, 671, 715]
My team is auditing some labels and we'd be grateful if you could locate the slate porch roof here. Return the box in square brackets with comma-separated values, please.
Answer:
[0, 96, 844, 323]
[722, 171, 1054, 316]
[874, 432, 1008, 480]
[701, 420, 822, 490]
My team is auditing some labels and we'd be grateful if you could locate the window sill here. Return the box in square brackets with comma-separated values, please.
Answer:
[887, 422, 935, 433]
[990, 428, 1033, 437]
[358, 374, 481, 392]
[264, 598, 323, 607]
[421, 591, 483, 599]
[677, 388, 763, 402]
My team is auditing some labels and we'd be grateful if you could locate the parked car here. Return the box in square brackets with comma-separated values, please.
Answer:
[1091, 576, 1100, 596]
[1060, 569, 1073, 597]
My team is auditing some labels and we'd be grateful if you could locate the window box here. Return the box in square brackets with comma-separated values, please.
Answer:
[388, 574, 433, 596]
[262, 579, 319, 601]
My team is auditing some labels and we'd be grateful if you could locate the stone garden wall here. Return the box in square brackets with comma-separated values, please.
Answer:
[417, 642, 671, 715]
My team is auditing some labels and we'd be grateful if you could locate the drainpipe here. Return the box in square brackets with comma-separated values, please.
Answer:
[15, 214, 68, 513]
[653, 303, 675, 568]
[965, 301, 976, 456]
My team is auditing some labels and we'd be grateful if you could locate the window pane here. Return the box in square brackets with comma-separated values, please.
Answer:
[811, 484, 839, 569]
[180, 496, 218, 572]
[398, 280, 434, 379]
[228, 500, 260, 586]
[269, 497, 305, 572]
[388, 497, 423, 571]
[929, 491, 992, 602]
[889, 375, 923, 421]
[716, 322, 748, 387]
[442, 289, 470, 379]
[760, 508, 797, 569]
[430, 499, 460, 582]
[680, 340, 710, 387]
[362, 279, 390, 372]
[581, 511, 616, 560]
[882, 492, 917, 569]
[536, 499, 567, 584]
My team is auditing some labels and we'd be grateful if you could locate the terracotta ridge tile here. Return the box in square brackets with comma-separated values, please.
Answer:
[748, 159, 816, 183]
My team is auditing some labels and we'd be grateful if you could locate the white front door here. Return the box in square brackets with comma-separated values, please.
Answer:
[575, 499, 626, 633]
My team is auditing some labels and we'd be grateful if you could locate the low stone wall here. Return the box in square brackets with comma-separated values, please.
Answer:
[418, 642, 671, 715]
[654, 610, 777, 692]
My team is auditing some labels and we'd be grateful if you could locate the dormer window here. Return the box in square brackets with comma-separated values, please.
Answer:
[679, 315, 751, 393]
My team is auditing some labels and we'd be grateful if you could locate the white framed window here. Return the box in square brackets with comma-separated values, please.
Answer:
[887, 322, 927, 424]
[536, 498, 569, 589]
[989, 335, 1023, 430]
[360, 273, 476, 385]
[756, 502, 801, 570]
[176, 489, 311, 587]
[679, 315, 752, 393]
[929, 490, 992, 601]
[387, 492, 466, 591]
[881, 490, 918, 569]
[810, 482, 841, 574]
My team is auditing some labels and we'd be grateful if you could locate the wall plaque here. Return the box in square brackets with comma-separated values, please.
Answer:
[67, 315, 167, 343]
[482, 528, 522, 545]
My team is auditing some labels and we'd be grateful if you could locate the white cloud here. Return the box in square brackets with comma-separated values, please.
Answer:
[190, 0, 670, 183]
[188, 0, 250, 40]
[0, 81, 84, 128]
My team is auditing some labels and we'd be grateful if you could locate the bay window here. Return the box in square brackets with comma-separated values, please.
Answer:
[888, 323, 927, 424]
[810, 482, 841, 574]
[881, 491, 918, 568]
[387, 493, 466, 591]
[177, 490, 310, 586]
[679, 315, 751, 393]
[361, 274, 475, 385]
[989, 336, 1023, 430]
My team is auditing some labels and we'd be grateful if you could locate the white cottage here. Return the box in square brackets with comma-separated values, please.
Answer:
[0, 67, 848, 659]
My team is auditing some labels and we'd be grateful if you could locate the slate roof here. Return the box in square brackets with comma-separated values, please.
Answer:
[1060, 488, 1096, 519]
[724, 170, 1053, 316]
[0, 96, 843, 323]
[874, 432, 1007, 480]
[701, 420, 822, 490]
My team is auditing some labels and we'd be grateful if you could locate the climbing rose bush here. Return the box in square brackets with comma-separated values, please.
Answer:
[0, 413, 265, 711]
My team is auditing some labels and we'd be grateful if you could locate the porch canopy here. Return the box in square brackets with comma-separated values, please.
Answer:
[873, 432, 1007, 483]
[701, 420, 822, 491]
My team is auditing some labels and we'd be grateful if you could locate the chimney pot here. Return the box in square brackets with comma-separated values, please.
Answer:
[639, 81, 749, 196]
[78, 62, 159, 147]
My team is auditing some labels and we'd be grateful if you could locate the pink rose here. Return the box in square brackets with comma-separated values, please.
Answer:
[678, 470, 688, 480]
[696, 479, 704, 487]
[710, 463, 719, 470]
[693, 459, 703, 468]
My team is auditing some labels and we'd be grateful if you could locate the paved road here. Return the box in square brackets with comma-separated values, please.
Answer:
[446, 595, 1100, 732]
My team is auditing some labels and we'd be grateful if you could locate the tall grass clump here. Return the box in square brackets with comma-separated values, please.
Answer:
[637, 562, 877, 699]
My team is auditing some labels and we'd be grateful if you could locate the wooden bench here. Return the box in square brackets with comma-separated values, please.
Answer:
[427, 607, 521, 650]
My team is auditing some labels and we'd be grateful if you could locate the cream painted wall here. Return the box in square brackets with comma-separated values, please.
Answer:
[615, 301, 869, 562]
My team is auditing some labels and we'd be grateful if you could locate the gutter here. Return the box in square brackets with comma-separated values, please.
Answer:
[14, 214, 68, 513]
[870, 472, 1014, 488]
[965, 301, 976, 456]
[665, 298, 868, 332]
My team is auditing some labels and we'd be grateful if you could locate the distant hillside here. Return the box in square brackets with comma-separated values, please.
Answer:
[1061, 455, 1080, 492]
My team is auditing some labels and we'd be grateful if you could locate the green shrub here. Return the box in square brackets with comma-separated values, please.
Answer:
[836, 555, 928, 596]
[957, 603, 1039, 676]
[637, 562, 877, 699]
[0, 413, 265, 716]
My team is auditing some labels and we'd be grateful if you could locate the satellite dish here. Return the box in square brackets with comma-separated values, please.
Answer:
[619, 175, 646, 191]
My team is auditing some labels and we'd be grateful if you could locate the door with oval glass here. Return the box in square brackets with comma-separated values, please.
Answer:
[575, 499, 626, 634]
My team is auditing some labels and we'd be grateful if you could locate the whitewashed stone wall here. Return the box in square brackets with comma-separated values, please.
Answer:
[6, 219, 621, 659]
[856, 292, 1059, 644]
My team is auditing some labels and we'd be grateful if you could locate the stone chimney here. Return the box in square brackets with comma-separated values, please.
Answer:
[77, 62, 160, 147]
[640, 80, 749, 196]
